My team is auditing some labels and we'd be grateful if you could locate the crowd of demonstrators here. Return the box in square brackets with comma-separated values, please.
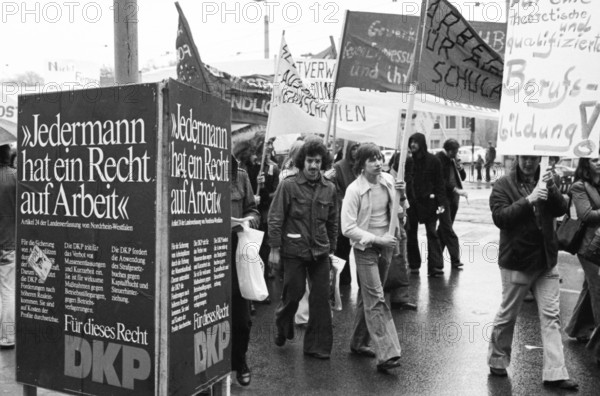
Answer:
[487, 155, 578, 390]
[435, 139, 468, 270]
[405, 132, 446, 277]
[341, 143, 403, 371]
[0, 144, 16, 350]
[268, 140, 337, 359]
[566, 154, 600, 366]
[225, 133, 592, 389]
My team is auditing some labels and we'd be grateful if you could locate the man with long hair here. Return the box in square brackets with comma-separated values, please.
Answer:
[268, 139, 337, 359]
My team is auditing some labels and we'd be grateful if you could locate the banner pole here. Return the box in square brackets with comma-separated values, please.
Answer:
[257, 31, 284, 196]
[325, 10, 348, 149]
[388, 0, 428, 236]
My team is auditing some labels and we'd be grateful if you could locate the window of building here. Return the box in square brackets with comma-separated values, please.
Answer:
[462, 117, 471, 129]
[446, 116, 456, 129]
[433, 116, 440, 129]
[430, 140, 440, 149]
[462, 140, 471, 146]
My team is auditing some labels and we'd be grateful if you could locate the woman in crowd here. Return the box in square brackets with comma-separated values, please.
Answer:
[341, 143, 403, 372]
[566, 155, 600, 366]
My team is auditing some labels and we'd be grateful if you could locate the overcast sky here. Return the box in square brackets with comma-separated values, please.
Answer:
[0, 0, 508, 78]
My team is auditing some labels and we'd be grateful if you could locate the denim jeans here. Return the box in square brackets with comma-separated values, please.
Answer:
[488, 266, 570, 381]
[351, 247, 401, 365]
[275, 255, 332, 355]
[0, 250, 15, 345]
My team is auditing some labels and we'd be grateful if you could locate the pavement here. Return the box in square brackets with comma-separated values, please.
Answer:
[2, 180, 599, 395]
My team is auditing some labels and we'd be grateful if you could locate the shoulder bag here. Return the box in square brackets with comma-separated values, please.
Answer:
[556, 195, 585, 255]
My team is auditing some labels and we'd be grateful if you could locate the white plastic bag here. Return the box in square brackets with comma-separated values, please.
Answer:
[236, 222, 269, 301]
[330, 255, 345, 311]
[294, 279, 310, 325]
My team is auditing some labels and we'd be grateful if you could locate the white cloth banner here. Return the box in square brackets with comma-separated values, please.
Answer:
[268, 53, 498, 149]
[0, 87, 18, 144]
[497, 2, 600, 157]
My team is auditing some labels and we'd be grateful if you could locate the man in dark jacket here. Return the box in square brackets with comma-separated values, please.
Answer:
[268, 139, 338, 359]
[487, 155, 578, 390]
[435, 139, 468, 269]
[333, 141, 359, 285]
[405, 132, 446, 277]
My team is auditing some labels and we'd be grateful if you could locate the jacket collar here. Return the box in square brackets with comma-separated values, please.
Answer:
[296, 169, 327, 186]
[356, 173, 393, 195]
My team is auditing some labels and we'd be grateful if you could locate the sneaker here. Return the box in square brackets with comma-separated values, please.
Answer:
[236, 362, 251, 386]
[274, 332, 286, 347]
[489, 367, 508, 377]
[0, 343, 15, 350]
[428, 270, 444, 278]
[543, 379, 578, 390]
[376, 357, 401, 372]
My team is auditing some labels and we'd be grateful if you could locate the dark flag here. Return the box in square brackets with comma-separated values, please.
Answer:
[175, 2, 215, 94]
[417, 0, 503, 109]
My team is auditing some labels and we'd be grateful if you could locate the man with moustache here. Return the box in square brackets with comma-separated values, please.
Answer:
[268, 139, 338, 359]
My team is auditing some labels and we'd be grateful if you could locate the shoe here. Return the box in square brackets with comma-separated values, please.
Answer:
[410, 268, 420, 274]
[376, 357, 401, 372]
[523, 291, 535, 302]
[0, 343, 15, 350]
[391, 301, 417, 311]
[304, 351, 330, 360]
[428, 270, 444, 278]
[451, 262, 464, 269]
[350, 346, 376, 358]
[489, 367, 508, 377]
[543, 379, 578, 390]
[236, 362, 251, 386]
[256, 296, 271, 305]
[275, 332, 286, 347]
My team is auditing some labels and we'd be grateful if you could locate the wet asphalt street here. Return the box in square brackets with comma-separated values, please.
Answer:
[1, 181, 599, 395]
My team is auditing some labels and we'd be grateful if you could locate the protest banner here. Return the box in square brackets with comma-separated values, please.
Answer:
[336, 11, 420, 92]
[417, 0, 503, 110]
[266, 35, 331, 137]
[0, 86, 18, 143]
[469, 21, 507, 57]
[16, 80, 232, 395]
[497, 1, 600, 157]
